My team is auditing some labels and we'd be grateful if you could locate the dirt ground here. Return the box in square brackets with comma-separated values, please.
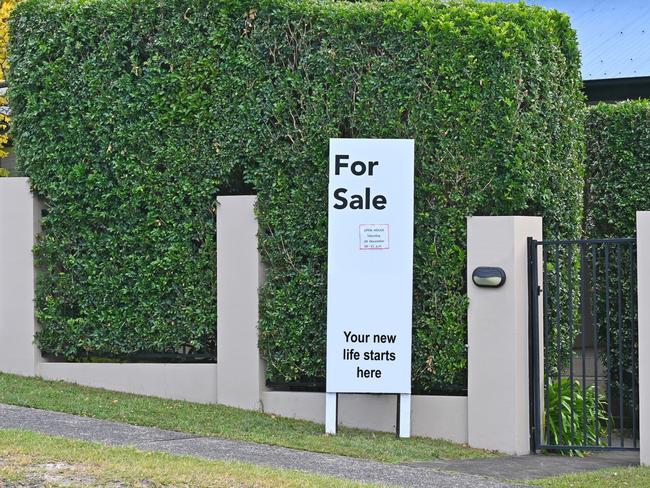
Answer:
[0, 457, 151, 487]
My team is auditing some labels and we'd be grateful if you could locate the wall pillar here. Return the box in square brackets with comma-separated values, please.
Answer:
[0, 178, 41, 376]
[216, 196, 266, 410]
[467, 216, 542, 455]
[638, 211, 650, 466]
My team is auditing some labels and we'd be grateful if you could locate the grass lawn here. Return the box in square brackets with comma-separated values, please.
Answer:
[0, 372, 493, 463]
[530, 466, 650, 487]
[0, 429, 375, 487]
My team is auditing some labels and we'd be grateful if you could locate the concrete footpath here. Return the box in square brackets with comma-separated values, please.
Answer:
[408, 450, 639, 481]
[0, 404, 519, 488]
[0, 404, 638, 487]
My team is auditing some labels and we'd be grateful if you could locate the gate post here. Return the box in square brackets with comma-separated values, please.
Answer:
[216, 196, 266, 410]
[637, 211, 650, 466]
[0, 178, 42, 376]
[467, 216, 542, 455]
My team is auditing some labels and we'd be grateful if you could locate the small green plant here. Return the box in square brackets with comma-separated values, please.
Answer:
[0, 167, 10, 177]
[545, 377, 607, 456]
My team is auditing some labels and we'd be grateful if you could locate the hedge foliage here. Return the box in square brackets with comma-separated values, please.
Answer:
[585, 100, 650, 238]
[10, 0, 585, 391]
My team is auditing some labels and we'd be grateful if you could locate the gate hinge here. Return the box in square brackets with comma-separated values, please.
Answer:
[537, 286, 542, 296]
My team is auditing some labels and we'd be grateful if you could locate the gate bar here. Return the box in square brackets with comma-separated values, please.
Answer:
[527, 237, 542, 452]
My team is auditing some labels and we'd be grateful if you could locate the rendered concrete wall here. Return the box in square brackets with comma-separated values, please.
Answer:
[411, 395, 468, 443]
[467, 216, 542, 455]
[38, 363, 218, 404]
[216, 196, 266, 411]
[262, 391, 468, 443]
[0, 178, 41, 376]
[638, 211, 650, 466]
[0, 182, 496, 444]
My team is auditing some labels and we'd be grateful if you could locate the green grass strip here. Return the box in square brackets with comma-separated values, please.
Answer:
[529, 466, 650, 488]
[0, 429, 375, 487]
[0, 372, 492, 463]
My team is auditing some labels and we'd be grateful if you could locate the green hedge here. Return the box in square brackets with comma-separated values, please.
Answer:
[583, 101, 649, 414]
[9, 0, 249, 358]
[585, 100, 650, 238]
[10, 0, 585, 392]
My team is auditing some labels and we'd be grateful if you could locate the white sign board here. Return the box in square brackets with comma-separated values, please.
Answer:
[326, 138, 414, 395]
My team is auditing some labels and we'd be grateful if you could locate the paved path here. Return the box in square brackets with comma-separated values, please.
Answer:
[1, 404, 639, 486]
[0, 403, 522, 488]
[406, 450, 639, 481]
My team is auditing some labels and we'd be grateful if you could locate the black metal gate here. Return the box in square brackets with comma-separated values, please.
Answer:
[528, 237, 639, 452]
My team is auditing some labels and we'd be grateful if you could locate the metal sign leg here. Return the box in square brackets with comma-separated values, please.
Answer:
[399, 393, 411, 438]
[325, 392, 337, 434]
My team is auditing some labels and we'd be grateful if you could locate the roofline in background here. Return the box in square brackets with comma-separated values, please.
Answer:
[584, 76, 650, 103]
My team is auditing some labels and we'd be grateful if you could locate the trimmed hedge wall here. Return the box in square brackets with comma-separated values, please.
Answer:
[585, 100, 650, 238]
[10, 0, 249, 358]
[10, 0, 585, 392]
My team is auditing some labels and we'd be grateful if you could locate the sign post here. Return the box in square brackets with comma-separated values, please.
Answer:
[326, 138, 414, 437]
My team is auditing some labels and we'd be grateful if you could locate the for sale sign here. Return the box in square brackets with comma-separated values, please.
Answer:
[326, 139, 414, 394]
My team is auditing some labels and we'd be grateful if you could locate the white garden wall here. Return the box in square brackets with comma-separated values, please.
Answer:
[0, 182, 570, 453]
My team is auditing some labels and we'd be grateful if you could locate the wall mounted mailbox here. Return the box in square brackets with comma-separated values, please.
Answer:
[472, 267, 506, 288]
